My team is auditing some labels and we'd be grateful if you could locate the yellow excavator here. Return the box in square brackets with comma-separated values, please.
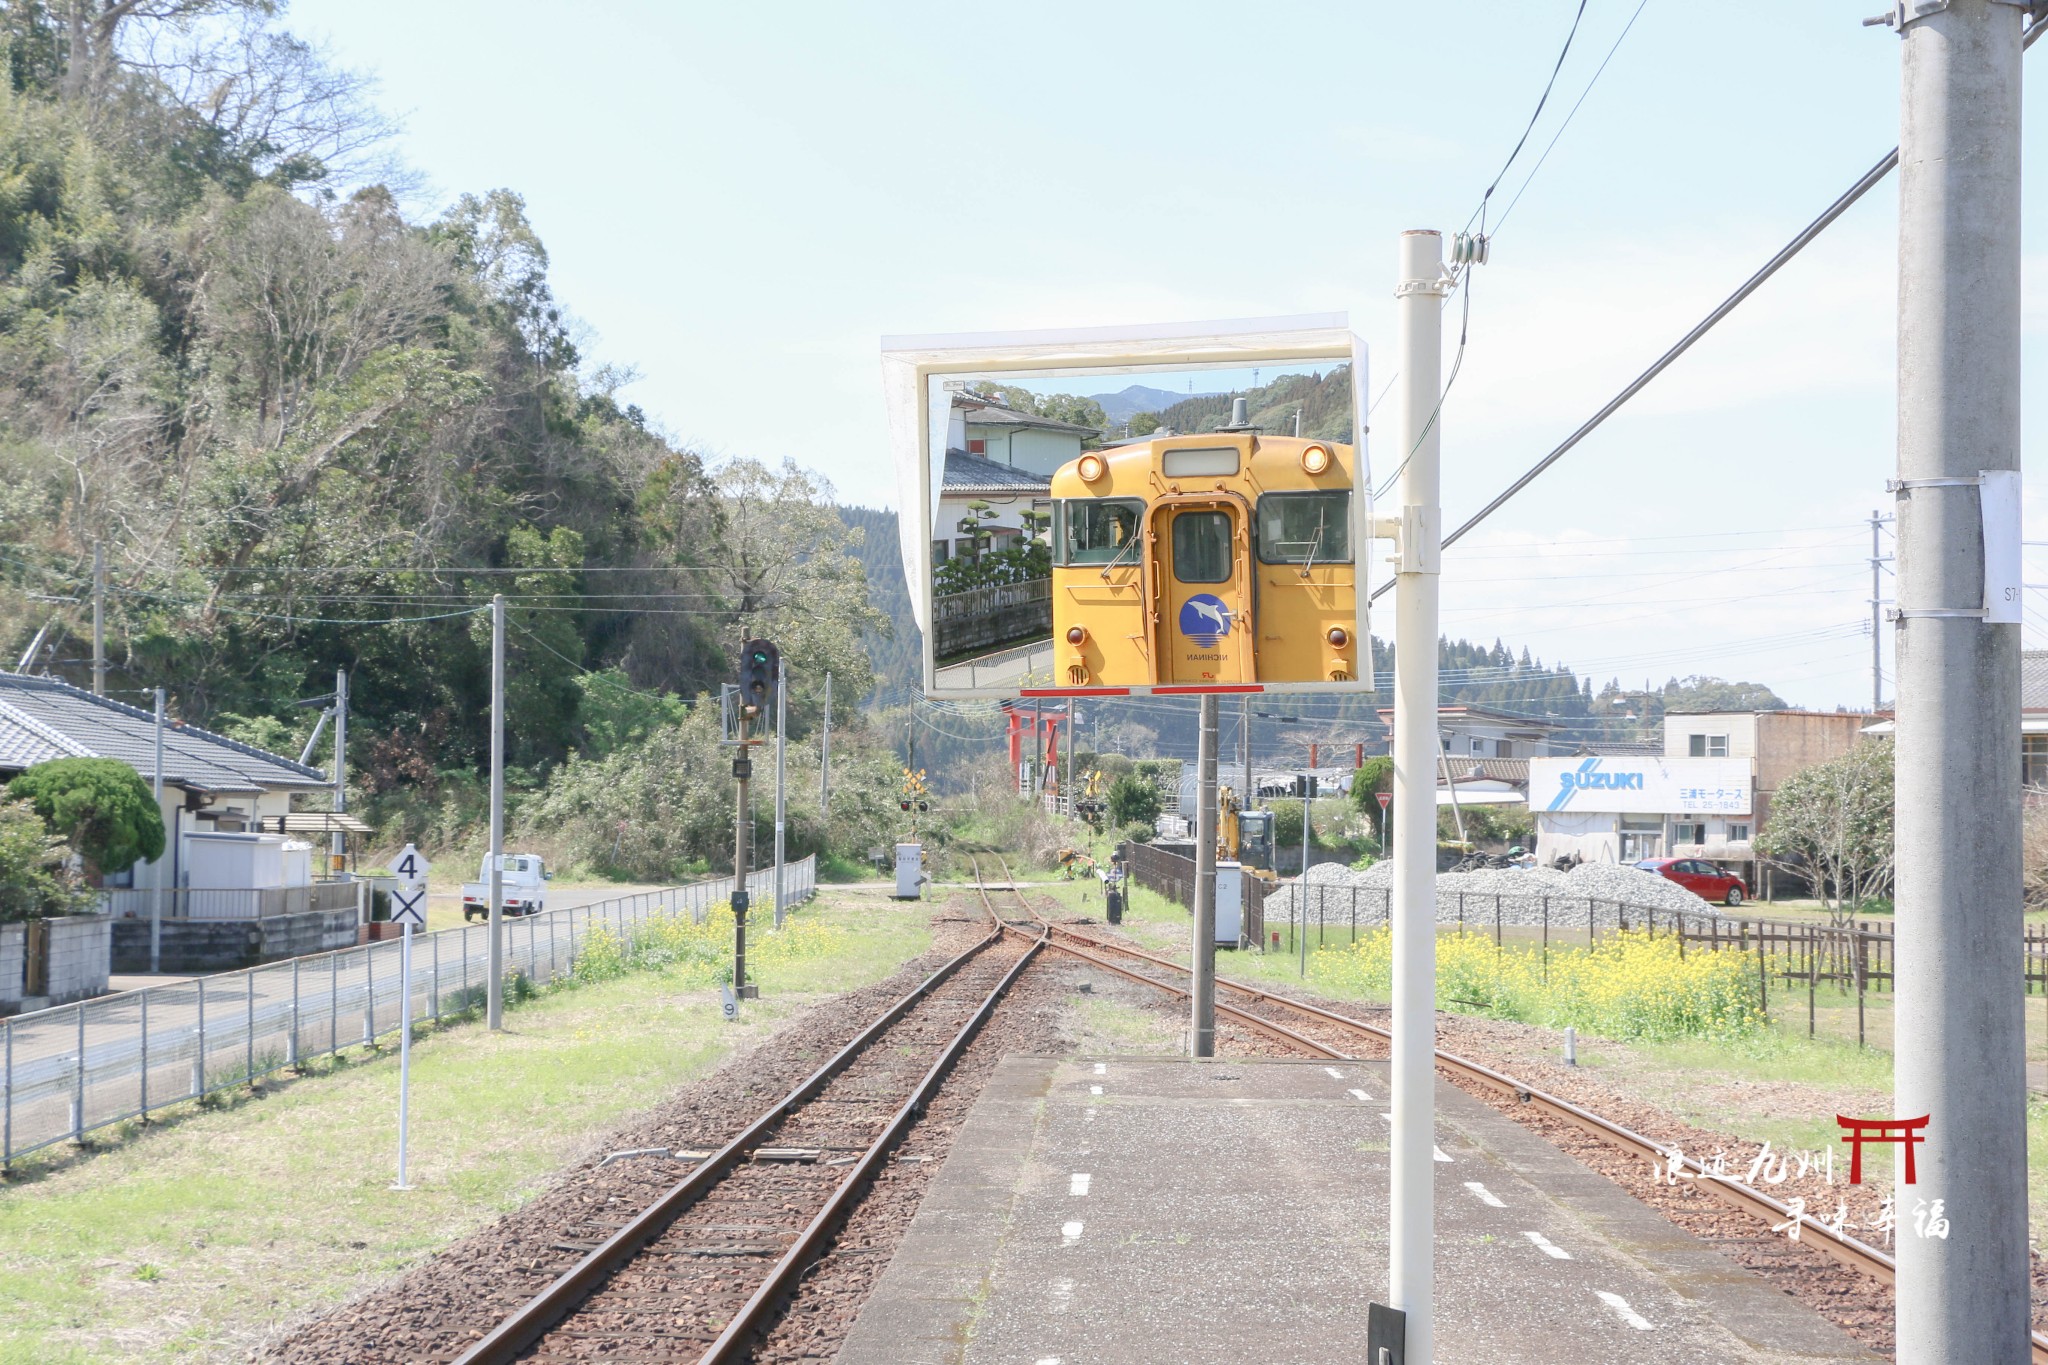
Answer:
[1220, 786, 1279, 888]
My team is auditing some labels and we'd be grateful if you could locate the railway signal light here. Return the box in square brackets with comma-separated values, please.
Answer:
[739, 638, 779, 714]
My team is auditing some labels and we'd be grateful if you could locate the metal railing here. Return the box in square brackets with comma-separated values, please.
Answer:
[92, 882, 362, 921]
[1, 857, 815, 1167]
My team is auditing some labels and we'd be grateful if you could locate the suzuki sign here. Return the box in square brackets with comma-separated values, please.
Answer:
[1529, 756, 1751, 815]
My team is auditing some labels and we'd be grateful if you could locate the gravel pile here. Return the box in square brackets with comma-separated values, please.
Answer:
[1261, 859, 1720, 930]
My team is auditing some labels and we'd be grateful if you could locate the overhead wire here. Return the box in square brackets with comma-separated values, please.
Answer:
[1490, 0, 1653, 237]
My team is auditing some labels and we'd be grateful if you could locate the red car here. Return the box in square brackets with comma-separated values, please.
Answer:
[1635, 857, 1748, 907]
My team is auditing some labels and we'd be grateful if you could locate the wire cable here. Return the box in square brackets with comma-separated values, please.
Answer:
[1371, 9, 2048, 606]
[1462, 0, 1590, 237]
[1491, 0, 1653, 236]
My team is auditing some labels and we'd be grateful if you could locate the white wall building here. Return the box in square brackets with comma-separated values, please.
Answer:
[1529, 755, 1755, 867]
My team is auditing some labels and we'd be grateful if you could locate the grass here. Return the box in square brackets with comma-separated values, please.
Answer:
[0, 891, 932, 1364]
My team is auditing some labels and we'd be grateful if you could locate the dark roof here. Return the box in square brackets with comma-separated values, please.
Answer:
[952, 396, 1098, 436]
[942, 449, 1053, 496]
[0, 673, 328, 794]
[2027, 651, 2048, 710]
[1376, 703, 1563, 732]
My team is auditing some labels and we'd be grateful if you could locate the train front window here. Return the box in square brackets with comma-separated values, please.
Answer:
[1256, 491, 1351, 564]
[1171, 511, 1232, 583]
[1055, 499, 1144, 566]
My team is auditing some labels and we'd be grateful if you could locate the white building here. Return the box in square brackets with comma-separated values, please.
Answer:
[1529, 754, 1754, 866]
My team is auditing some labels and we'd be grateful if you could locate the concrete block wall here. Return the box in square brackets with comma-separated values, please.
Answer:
[44, 914, 110, 1005]
[112, 909, 358, 973]
[0, 923, 22, 1012]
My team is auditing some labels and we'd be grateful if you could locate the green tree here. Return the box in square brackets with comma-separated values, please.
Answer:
[1349, 755, 1394, 840]
[1755, 739, 1893, 916]
[6, 758, 165, 878]
[0, 797, 89, 921]
[1106, 772, 1162, 830]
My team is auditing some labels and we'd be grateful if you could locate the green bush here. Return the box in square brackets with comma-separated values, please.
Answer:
[1117, 820, 1156, 846]
[0, 798, 90, 922]
[1106, 773, 1162, 829]
[7, 758, 164, 879]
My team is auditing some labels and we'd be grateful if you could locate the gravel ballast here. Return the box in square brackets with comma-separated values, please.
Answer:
[1261, 858, 1722, 930]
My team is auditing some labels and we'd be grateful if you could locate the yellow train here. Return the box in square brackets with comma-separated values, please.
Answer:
[1047, 434, 1360, 689]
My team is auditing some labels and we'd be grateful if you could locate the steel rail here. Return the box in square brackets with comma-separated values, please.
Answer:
[1019, 911, 2048, 1358]
[697, 918, 1045, 1361]
[450, 918, 1005, 1365]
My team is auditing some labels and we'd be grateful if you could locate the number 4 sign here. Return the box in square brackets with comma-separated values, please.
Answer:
[387, 844, 431, 885]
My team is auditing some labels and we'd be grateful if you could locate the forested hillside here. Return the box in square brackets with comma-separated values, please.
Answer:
[1144, 366, 1354, 443]
[0, 1, 898, 875]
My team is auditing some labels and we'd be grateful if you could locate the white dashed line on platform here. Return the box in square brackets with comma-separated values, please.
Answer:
[1061, 1220, 1085, 1246]
[1093, 1062, 1106, 1074]
[1089, 1085, 1102, 1096]
[1324, 1066, 1345, 1079]
[1523, 1230, 1571, 1259]
[1596, 1290, 1654, 1330]
[1434, 1146, 1453, 1163]
[1070, 1173, 1092, 1196]
[1048, 1277, 1075, 1314]
[1349, 1088, 1373, 1102]
[1463, 1181, 1506, 1208]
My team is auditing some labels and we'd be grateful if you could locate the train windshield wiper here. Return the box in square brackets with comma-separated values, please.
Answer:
[1299, 508, 1325, 580]
[1099, 533, 1140, 581]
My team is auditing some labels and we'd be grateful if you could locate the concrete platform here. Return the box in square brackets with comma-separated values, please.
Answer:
[836, 1056, 1879, 1365]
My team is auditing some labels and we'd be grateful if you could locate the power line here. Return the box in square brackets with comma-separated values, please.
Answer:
[1491, 0, 1653, 236]
[1463, 0, 1591, 236]
[1375, 9, 2048, 607]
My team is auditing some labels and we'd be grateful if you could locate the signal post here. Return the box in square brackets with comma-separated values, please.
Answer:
[732, 639, 779, 1000]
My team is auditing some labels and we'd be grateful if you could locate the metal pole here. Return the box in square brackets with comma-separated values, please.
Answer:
[332, 668, 349, 877]
[774, 653, 787, 930]
[1191, 694, 1218, 1057]
[1064, 704, 1076, 820]
[1894, 5, 2026, 1358]
[1389, 226, 1446, 1363]
[487, 594, 506, 1030]
[1872, 510, 1887, 711]
[733, 708, 753, 996]
[820, 671, 832, 814]
[151, 687, 164, 974]
[91, 540, 104, 696]
[1299, 786, 1310, 978]
[394, 922, 413, 1189]
[1241, 695, 1253, 809]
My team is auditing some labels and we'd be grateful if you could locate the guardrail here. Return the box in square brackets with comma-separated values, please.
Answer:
[0, 856, 816, 1167]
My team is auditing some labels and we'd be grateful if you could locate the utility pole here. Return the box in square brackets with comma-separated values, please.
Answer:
[1386, 227, 1447, 1363]
[486, 594, 506, 1031]
[1298, 782, 1311, 977]
[150, 687, 164, 974]
[1241, 696, 1253, 803]
[1063, 704, 1077, 819]
[1190, 694, 1218, 1057]
[91, 542, 104, 696]
[820, 671, 832, 814]
[1891, 3, 2026, 1359]
[1870, 509, 1891, 711]
[773, 652, 787, 930]
[332, 667, 349, 878]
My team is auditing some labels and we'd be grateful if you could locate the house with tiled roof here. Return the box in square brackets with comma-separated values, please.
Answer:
[0, 672, 332, 898]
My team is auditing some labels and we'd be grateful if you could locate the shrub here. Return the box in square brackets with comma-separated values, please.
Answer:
[7, 757, 165, 879]
[1106, 773, 1161, 829]
[0, 797, 90, 922]
[1117, 820, 1156, 846]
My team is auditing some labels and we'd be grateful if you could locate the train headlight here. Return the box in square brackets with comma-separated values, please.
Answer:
[1067, 625, 1088, 645]
[1077, 454, 1107, 483]
[1327, 627, 1349, 649]
[1301, 444, 1331, 476]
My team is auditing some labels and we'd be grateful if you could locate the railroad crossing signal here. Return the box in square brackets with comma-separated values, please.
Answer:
[739, 638, 779, 714]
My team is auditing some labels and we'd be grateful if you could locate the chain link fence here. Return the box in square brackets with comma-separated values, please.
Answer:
[1, 857, 815, 1167]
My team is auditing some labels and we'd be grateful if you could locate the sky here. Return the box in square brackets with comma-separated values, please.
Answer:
[290, 0, 2048, 713]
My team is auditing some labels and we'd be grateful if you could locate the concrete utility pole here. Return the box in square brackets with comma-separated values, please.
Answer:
[1891, 2, 2027, 1358]
[1241, 696, 1253, 802]
[773, 652, 787, 929]
[150, 687, 164, 974]
[820, 672, 832, 814]
[1388, 227, 1447, 1363]
[487, 594, 506, 1031]
[1870, 509, 1891, 711]
[331, 667, 349, 878]
[91, 542, 104, 696]
[1190, 694, 1218, 1056]
[1064, 704, 1076, 818]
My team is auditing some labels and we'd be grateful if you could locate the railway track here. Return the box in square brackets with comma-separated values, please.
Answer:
[1000, 886, 2048, 1365]
[450, 865, 1042, 1365]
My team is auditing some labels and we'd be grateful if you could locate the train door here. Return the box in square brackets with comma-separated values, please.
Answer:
[1160, 504, 1249, 683]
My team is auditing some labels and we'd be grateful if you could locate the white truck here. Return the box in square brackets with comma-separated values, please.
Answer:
[462, 853, 552, 921]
